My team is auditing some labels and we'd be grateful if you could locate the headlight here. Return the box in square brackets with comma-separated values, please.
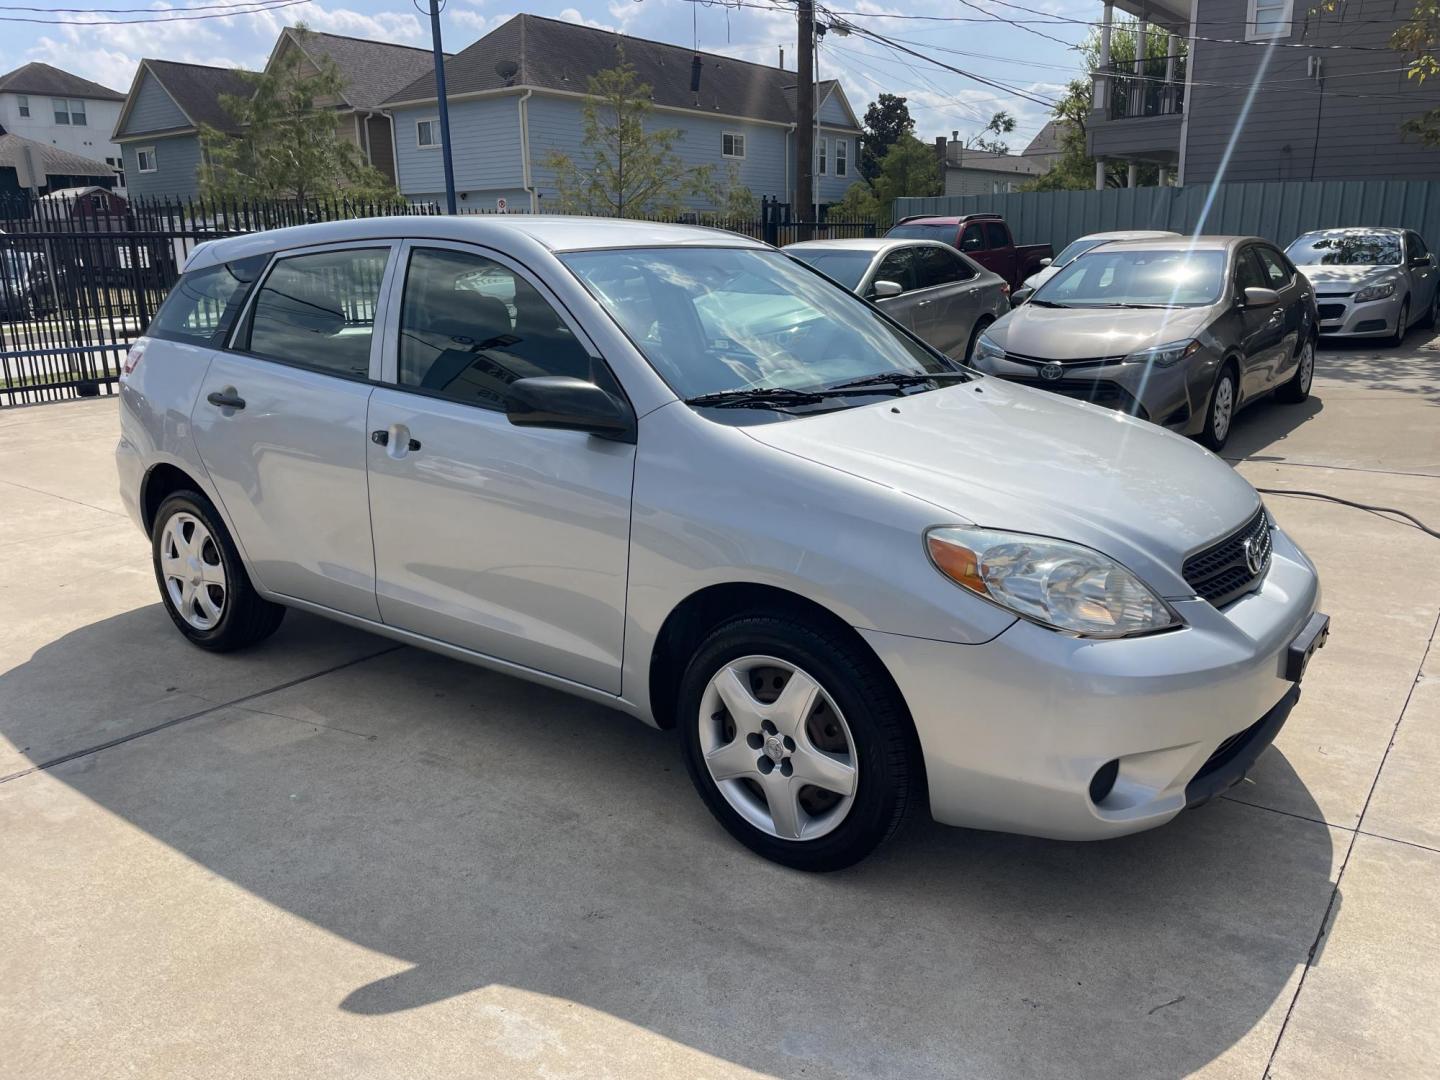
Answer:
[972, 332, 1005, 363]
[1354, 282, 1395, 303]
[925, 526, 1180, 637]
[1123, 339, 1200, 368]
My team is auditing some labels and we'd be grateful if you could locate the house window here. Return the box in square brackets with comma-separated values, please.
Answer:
[17, 96, 29, 117]
[1248, 0, 1293, 38]
[137, 147, 157, 173]
[818, 137, 828, 175]
[835, 139, 847, 176]
[70, 99, 86, 126]
[53, 98, 70, 125]
[722, 132, 745, 158]
[416, 119, 440, 149]
[107, 156, 125, 187]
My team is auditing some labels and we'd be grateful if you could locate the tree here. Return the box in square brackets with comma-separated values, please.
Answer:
[966, 111, 1016, 155]
[543, 58, 715, 217]
[200, 28, 396, 204]
[832, 135, 941, 227]
[1023, 21, 1175, 191]
[859, 93, 915, 184]
[710, 163, 758, 221]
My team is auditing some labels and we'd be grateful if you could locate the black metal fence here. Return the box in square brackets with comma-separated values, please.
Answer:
[0, 194, 876, 408]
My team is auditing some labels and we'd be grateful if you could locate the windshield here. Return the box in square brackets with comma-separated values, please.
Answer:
[1285, 232, 1402, 266]
[1034, 248, 1226, 307]
[1052, 238, 1106, 267]
[785, 248, 874, 291]
[886, 223, 954, 244]
[561, 247, 953, 409]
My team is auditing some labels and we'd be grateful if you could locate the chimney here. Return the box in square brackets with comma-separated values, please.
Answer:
[779, 45, 785, 69]
[935, 136, 947, 170]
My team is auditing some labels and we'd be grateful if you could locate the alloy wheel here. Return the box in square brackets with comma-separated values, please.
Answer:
[697, 655, 858, 841]
[1299, 340, 1315, 394]
[160, 512, 227, 631]
[1212, 376, 1234, 443]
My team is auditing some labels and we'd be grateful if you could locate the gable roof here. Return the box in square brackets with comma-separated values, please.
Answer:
[0, 62, 124, 101]
[274, 28, 442, 111]
[1023, 120, 1070, 163]
[942, 144, 1044, 177]
[384, 13, 861, 130]
[0, 130, 116, 181]
[139, 59, 256, 134]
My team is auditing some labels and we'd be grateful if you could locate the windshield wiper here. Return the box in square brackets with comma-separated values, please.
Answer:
[1026, 298, 1070, 308]
[826, 370, 972, 391]
[684, 386, 829, 409]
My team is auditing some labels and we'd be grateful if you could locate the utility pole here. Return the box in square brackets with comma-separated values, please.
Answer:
[795, 0, 815, 225]
[429, 0, 457, 214]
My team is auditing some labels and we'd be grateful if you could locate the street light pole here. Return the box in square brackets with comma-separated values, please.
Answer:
[428, 0, 457, 214]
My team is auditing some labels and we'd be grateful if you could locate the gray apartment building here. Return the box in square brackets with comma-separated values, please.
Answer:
[1088, 0, 1440, 187]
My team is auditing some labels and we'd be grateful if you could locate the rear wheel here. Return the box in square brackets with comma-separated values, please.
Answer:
[1424, 289, 1439, 330]
[1199, 366, 1237, 451]
[152, 491, 285, 651]
[1277, 336, 1316, 404]
[678, 615, 918, 871]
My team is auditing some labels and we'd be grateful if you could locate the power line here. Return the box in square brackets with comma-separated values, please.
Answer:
[0, 0, 307, 25]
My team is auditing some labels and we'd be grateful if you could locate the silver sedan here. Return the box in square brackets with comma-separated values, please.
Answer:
[786, 237, 1010, 361]
[1285, 227, 1440, 343]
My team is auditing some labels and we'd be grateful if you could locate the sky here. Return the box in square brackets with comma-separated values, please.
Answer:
[0, 0, 1101, 151]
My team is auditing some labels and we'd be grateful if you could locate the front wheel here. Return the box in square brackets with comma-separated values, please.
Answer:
[678, 615, 919, 871]
[1391, 297, 1410, 345]
[1277, 336, 1315, 403]
[1199, 367, 1237, 451]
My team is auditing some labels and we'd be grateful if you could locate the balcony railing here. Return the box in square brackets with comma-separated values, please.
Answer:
[1095, 63, 1185, 121]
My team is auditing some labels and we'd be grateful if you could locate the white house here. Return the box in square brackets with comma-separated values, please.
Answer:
[0, 63, 126, 192]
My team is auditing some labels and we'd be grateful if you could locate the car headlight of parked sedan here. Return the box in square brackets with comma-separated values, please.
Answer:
[1123, 338, 1201, 368]
[926, 527, 1180, 637]
[972, 331, 1005, 364]
[1354, 282, 1396, 303]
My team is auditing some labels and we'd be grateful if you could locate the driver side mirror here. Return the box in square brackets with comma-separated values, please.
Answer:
[872, 279, 904, 299]
[1037, 257, 1052, 268]
[505, 376, 636, 443]
[1010, 286, 1034, 306]
[1241, 286, 1280, 307]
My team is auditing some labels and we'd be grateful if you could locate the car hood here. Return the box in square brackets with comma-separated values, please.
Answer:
[985, 303, 1213, 360]
[1294, 264, 1399, 289]
[744, 378, 1259, 594]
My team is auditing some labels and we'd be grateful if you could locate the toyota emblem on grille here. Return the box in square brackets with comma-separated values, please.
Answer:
[1040, 362, 1063, 381]
[1242, 536, 1265, 576]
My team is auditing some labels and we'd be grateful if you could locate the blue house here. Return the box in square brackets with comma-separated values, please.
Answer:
[383, 14, 864, 214]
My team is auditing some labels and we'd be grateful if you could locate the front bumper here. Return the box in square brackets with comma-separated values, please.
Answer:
[1315, 291, 1401, 337]
[862, 525, 1322, 840]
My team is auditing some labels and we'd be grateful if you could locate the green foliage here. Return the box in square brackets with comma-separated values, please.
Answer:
[1371, 0, 1440, 144]
[543, 57, 716, 217]
[967, 111, 1017, 155]
[836, 135, 941, 227]
[199, 27, 397, 204]
[859, 92, 915, 184]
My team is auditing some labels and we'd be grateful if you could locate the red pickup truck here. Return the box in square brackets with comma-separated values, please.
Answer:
[886, 214, 1053, 291]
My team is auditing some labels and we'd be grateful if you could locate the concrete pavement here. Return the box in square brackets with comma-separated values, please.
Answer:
[1, 336, 1437, 1079]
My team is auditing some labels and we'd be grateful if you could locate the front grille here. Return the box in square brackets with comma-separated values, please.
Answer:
[1317, 303, 1346, 321]
[1001, 350, 1128, 370]
[1004, 375, 1149, 420]
[1183, 507, 1272, 608]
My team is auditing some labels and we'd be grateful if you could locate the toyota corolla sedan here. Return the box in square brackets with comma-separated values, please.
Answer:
[1284, 227, 1439, 342]
[116, 217, 1327, 871]
[971, 236, 1318, 451]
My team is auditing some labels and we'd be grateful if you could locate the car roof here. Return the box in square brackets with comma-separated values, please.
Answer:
[892, 215, 1000, 226]
[1086, 235, 1258, 254]
[184, 214, 769, 272]
[1293, 226, 1405, 237]
[1077, 230, 1181, 241]
[786, 237, 953, 253]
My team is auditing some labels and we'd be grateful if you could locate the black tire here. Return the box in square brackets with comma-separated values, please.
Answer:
[1424, 289, 1439, 330]
[963, 317, 993, 364]
[151, 490, 285, 651]
[1391, 297, 1410, 345]
[1277, 334, 1316, 404]
[677, 614, 919, 872]
[1198, 365, 1238, 452]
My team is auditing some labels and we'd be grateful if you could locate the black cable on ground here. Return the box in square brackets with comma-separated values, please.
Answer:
[1256, 488, 1440, 541]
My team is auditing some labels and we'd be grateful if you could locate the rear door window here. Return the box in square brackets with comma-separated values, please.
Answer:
[147, 255, 268, 345]
[239, 247, 390, 379]
[985, 222, 1010, 248]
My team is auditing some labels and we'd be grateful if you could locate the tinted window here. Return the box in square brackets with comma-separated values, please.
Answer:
[1052, 237, 1106, 266]
[243, 247, 389, 378]
[398, 248, 592, 410]
[887, 223, 956, 244]
[1407, 232, 1430, 262]
[1253, 246, 1292, 289]
[959, 225, 985, 252]
[1235, 249, 1269, 293]
[874, 248, 919, 292]
[1285, 231, 1402, 266]
[915, 246, 975, 289]
[985, 222, 1010, 248]
[1038, 248, 1227, 307]
[786, 249, 874, 291]
[148, 255, 268, 345]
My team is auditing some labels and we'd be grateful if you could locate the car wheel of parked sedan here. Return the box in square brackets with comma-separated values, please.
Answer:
[152, 491, 285, 651]
[1391, 297, 1410, 345]
[1277, 336, 1316, 404]
[1199, 367, 1237, 451]
[678, 615, 918, 871]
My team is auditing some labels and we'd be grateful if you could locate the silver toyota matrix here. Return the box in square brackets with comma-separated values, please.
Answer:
[117, 217, 1329, 870]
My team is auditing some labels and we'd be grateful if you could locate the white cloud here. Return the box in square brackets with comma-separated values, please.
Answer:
[560, 6, 615, 31]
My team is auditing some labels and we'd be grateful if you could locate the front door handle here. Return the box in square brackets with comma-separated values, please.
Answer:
[371, 428, 421, 454]
[206, 389, 245, 410]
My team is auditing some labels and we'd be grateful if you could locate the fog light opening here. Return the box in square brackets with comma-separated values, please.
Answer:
[1089, 759, 1120, 805]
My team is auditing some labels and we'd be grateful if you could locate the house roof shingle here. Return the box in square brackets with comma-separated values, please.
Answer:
[282, 29, 442, 111]
[384, 13, 860, 129]
[0, 62, 124, 101]
[0, 130, 117, 180]
[144, 59, 257, 133]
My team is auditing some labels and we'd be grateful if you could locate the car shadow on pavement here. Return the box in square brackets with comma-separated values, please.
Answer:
[1312, 335, 1440, 404]
[2, 606, 1340, 1080]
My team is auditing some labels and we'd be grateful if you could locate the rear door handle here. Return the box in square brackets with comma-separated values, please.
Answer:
[206, 389, 245, 410]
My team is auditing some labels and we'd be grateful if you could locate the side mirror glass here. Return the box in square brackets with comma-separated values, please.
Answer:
[872, 279, 904, 299]
[505, 376, 636, 443]
[1243, 286, 1280, 307]
[1037, 257, 1052, 267]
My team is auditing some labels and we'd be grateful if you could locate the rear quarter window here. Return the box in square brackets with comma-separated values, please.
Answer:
[146, 254, 268, 346]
